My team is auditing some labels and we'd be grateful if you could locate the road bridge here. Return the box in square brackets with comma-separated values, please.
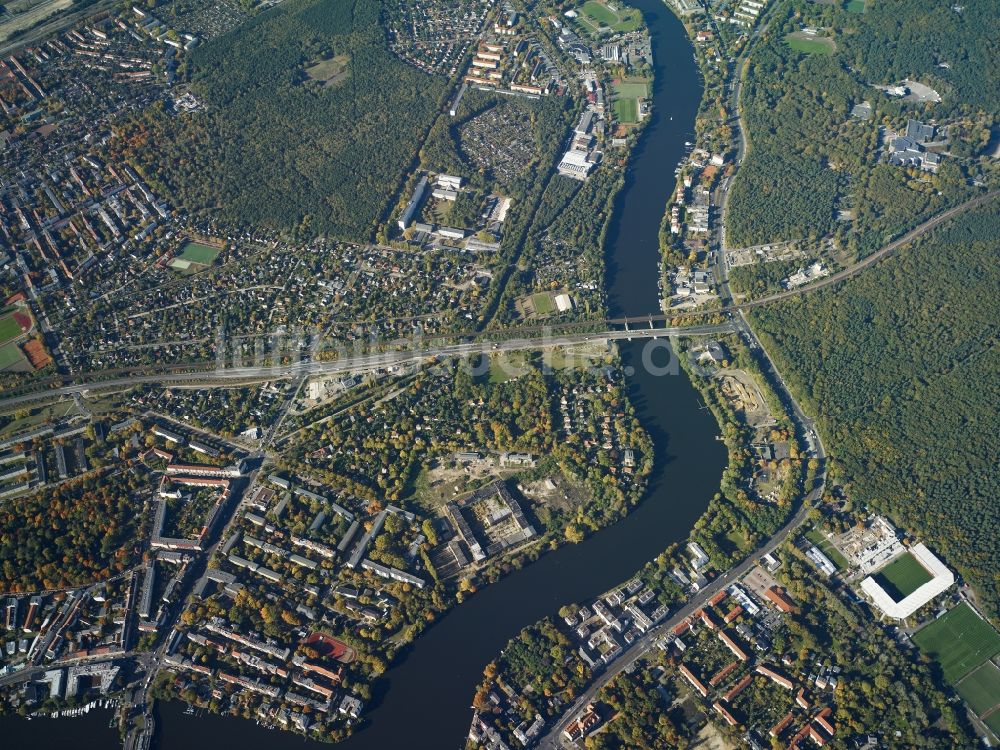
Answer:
[0, 323, 735, 409]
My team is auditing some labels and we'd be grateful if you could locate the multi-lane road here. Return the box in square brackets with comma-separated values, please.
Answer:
[6, 181, 992, 415]
[0, 323, 735, 408]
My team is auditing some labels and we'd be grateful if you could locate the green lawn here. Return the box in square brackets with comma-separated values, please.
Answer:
[614, 98, 638, 125]
[805, 527, 849, 569]
[874, 551, 933, 600]
[613, 81, 649, 99]
[985, 709, 1000, 739]
[531, 292, 555, 316]
[785, 33, 836, 55]
[177, 242, 222, 265]
[488, 353, 526, 383]
[913, 603, 1000, 683]
[0, 315, 23, 345]
[845, 0, 865, 13]
[304, 54, 350, 87]
[0, 342, 25, 370]
[580, 0, 642, 33]
[957, 662, 1000, 716]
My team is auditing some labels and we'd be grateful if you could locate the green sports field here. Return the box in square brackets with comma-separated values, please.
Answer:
[613, 81, 649, 99]
[986, 710, 1000, 739]
[531, 292, 555, 316]
[785, 33, 836, 55]
[614, 97, 638, 124]
[874, 551, 933, 600]
[0, 342, 25, 369]
[805, 527, 848, 569]
[0, 315, 23, 345]
[579, 1, 642, 33]
[957, 662, 1000, 716]
[913, 603, 1000, 683]
[177, 242, 221, 265]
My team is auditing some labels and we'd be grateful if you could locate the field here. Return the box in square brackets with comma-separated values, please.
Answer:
[304, 54, 350, 87]
[613, 80, 649, 99]
[0, 342, 26, 370]
[0, 315, 24, 345]
[874, 551, 932, 600]
[785, 32, 836, 55]
[613, 97, 638, 125]
[957, 661, 1000, 716]
[0, 308, 31, 370]
[577, 0, 643, 34]
[986, 710, 1000, 739]
[913, 603, 1000, 683]
[805, 527, 848, 569]
[540, 342, 608, 371]
[845, 0, 865, 13]
[488, 352, 527, 384]
[176, 242, 221, 266]
[611, 79, 647, 126]
[531, 292, 555, 315]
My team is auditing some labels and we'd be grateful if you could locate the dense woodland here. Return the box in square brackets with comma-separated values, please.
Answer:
[727, 0, 995, 256]
[0, 471, 142, 592]
[751, 205, 1000, 620]
[114, 0, 445, 241]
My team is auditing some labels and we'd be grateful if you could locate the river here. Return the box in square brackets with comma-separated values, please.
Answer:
[0, 1, 715, 748]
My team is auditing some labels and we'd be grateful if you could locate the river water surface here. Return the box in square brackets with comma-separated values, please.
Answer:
[0, 1, 716, 748]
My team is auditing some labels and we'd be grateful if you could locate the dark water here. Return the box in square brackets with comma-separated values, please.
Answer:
[603, 0, 701, 317]
[0, 708, 121, 749]
[3, 2, 711, 749]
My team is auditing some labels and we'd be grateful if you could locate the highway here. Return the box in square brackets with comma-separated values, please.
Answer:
[2, 180, 994, 415]
[0, 0, 119, 57]
[0, 323, 735, 408]
[5, 182, 989, 415]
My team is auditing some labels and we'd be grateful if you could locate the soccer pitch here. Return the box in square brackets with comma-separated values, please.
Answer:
[913, 603, 1000, 683]
[874, 551, 932, 599]
[614, 98, 638, 124]
[0, 315, 23, 345]
[178, 242, 222, 265]
[957, 661, 1000, 716]
[613, 81, 649, 99]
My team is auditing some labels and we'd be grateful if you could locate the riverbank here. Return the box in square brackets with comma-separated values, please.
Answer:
[0, 2, 721, 749]
[156, 1, 716, 748]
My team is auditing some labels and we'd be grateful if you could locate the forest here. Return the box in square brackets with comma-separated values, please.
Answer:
[0, 471, 142, 593]
[750, 204, 1000, 620]
[113, 0, 444, 241]
[726, 0, 994, 256]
